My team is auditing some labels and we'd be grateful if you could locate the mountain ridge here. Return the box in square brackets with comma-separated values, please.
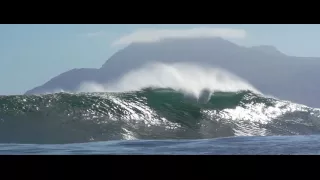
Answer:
[25, 37, 320, 107]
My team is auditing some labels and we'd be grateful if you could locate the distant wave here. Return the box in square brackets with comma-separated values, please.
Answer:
[1, 89, 320, 144]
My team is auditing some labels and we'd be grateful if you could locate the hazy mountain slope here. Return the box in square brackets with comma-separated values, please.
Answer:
[25, 37, 320, 107]
[25, 68, 99, 94]
[250, 45, 286, 56]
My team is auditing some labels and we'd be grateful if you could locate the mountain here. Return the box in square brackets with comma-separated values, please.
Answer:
[250, 45, 286, 56]
[25, 37, 320, 108]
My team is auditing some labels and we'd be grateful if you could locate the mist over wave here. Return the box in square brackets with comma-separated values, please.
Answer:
[78, 62, 261, 98]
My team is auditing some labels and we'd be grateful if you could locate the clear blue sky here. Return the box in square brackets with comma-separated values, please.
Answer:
[1, 24, 320, 95]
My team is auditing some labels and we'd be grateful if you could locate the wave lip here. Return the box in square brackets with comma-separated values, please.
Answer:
[0, 88, 320, 144]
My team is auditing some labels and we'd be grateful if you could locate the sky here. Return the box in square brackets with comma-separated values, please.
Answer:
[1, 24, 320, 95]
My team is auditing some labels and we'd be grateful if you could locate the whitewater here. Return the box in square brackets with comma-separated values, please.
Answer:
[1, 62, 320, 154]
[78, 62, 261, 96]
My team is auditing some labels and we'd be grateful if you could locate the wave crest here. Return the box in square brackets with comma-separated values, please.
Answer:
[78, 62, 261, 99]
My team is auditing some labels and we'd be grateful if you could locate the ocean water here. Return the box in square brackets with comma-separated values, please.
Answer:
[1, 135, 320, 155]
[1, 89, 320, 154]
[1, 63, 320, 154]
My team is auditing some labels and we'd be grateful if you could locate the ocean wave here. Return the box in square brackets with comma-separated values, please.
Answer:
[1, 89, 320, 144]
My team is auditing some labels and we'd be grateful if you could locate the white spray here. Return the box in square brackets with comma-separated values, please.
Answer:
[77, 62, 261, 99]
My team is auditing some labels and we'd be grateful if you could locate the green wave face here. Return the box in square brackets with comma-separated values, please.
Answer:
[0, 88, 320, 144]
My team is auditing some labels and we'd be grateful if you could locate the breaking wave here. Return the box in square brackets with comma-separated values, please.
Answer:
[1, 89, 320, 144]
[2, 62, 320, 144]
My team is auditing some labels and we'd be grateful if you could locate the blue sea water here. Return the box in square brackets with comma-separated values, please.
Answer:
[1, 135, 319, 155]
